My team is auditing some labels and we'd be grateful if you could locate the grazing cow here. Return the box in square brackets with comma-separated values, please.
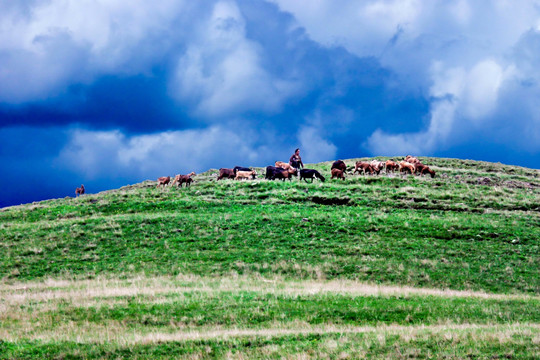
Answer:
[422, 166, 436, 178]
[156, 177, 170, 188]
[265, 166, 280, 180]
[405, 155, 421, 164]
[399, 161, 415, 174]
[275, 161, 295, 171]
[299, 169, 325, 183]
[233, 166, 256, 179]
[414, 163, 427, 175]
[385, 160, 399, 173]
[275, 167, 297, 181]
[354, 161, 374, 175]
[370, 160, 385, 175]
[233, 166, 251, 174]
[235, 170, 257, 180]
[75, 184, 85, 196]
[172, 172, 196, 187]
[331, 168, 345, 180]
[266, 166, 296, 181]
[217, 168, 235, 180]
[415, 163, 436, 178]
[331, 160, 347, 172]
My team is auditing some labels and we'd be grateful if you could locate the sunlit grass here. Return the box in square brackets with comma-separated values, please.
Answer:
[0, 157, 538, 358]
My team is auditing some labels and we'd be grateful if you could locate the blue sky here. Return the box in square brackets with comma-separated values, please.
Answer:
[1, 0, 539, 207]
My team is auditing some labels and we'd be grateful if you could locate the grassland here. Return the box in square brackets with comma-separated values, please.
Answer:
[0, 157, 538, 359]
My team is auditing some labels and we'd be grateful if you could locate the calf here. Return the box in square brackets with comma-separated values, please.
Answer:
[172, 172, 196, 187]
[75, 184, 85, 196]
[235, 170, 257, 180]
[217, 168, 235, 180]
[331, 168, 345, 180]
[299, 169, 325, 183]
[354, 161, 374, 175]
[156, 177, 170, 188]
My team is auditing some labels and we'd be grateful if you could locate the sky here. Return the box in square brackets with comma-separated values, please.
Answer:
[1, 0, 540, 207]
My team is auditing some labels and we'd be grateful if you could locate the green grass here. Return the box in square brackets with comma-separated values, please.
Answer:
[0, 157, 538, 358]
[19, 293, 540, 328]
[1, 326, 539, 360]
[1, 186, 538, 293]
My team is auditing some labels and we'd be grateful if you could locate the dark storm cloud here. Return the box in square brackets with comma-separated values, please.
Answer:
[0, 74, 195, 133]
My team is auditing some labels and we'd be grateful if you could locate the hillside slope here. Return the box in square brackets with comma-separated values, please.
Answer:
[1, 157, 539, 358]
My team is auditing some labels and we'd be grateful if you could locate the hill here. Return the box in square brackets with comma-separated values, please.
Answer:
[1, 157, 539, 359]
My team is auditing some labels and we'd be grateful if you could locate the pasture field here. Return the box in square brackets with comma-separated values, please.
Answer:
[0, 157, 539, 359]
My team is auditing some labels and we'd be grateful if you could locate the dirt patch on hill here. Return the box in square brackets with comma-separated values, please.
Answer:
[310, 196, 351, 206]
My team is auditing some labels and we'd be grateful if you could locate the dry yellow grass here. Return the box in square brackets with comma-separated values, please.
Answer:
[2, 274, 537, 304]
[1, 274, 538, 346]
[0, 320, 537, 345]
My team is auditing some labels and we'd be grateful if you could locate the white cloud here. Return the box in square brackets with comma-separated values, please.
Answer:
[364, 129, 423, 157]
[365, 99, 457, 156]
[56, 126, 267, 180]
[430, 59, 508, 121]
[0, 0, 188, 102]
[0, 0, 186, 64]
[365, 58, 512, 155]
[270, 0, 540, 92]
[171, 0, 300, 117]
[269, 0, 421, 56]
[298, 126, 337, 163]
[461, 60, 506, 120]
[271, 0, 539, 57]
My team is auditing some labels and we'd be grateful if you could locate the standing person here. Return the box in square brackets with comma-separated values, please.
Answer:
[289, 148, 304, 169]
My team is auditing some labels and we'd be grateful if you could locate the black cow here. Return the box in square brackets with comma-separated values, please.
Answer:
[265, 166, 282, 180]
[265, 166, 296, 181]
[299, 169, 325, 183]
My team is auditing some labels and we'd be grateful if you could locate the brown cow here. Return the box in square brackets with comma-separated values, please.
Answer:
[415, 163, 436, 178]
[354, 161, 374, 175]
[172, 172, 196, 187]
[399, 161, 415, 174]
[75, 184, 85, 196]
[276, 167, 297, 181]
[405, 155, 421, 164]
[275, 161, 295, 170]
[331, 168, 345, 180]
[217, 168, 235, 180]
[370, 160, 385, 175]
[385, 160, 399, 173]
[331, 160, 347, 172]
[414, 163, 428, 175]
[156, 176, 171, 188]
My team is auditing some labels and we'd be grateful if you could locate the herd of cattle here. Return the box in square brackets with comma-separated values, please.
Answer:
[155, 155, 436, 188]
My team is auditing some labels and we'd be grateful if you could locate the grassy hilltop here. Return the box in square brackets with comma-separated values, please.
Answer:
[0, 157, 539, 359]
